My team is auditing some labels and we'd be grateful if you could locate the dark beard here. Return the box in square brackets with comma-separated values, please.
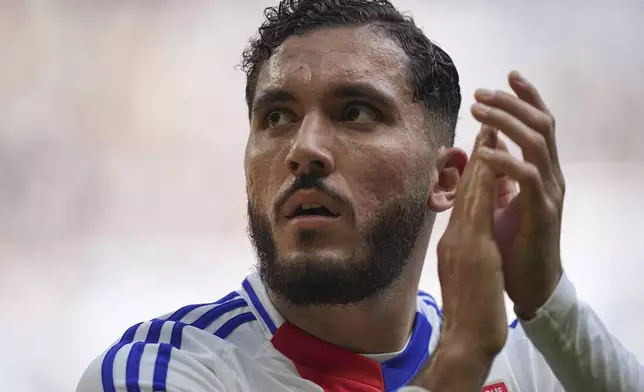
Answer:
[247, 195, 427, 307]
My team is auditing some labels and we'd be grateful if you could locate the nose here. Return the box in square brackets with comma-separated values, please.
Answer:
[285, 114, 335, 177]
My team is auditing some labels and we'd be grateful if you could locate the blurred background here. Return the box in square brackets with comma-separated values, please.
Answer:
[1, 0, 643, 390]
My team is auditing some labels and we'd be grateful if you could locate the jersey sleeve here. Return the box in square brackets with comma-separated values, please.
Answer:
[516, 272, 644, 391]
[76, 321, 233, 392]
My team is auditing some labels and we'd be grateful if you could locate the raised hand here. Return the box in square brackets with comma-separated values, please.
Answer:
[410, 126, 507, 391]
[471, 71, 565, 319]
[437, 125, 508, 357]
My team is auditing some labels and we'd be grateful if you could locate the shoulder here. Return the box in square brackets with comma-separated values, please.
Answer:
[77, 291, 265, 392]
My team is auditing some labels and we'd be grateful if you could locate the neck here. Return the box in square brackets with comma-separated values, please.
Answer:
[271, 267, 421, 354]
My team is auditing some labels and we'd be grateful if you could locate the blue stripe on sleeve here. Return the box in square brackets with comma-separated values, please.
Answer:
[101, 322, 143, 392]
[214, 312, 256, 339]
[170, 320, 186, 349]
[152, 343, 175, 390]
[242, 278, 277, 334]
[125, 319, 165, 391]
[102, 292, 246, 392]
[510, 318, 519, 329]
[102, 319, 189, 392]
[215, 291, 240, 304]
[122, 323, 142, 342]
[166, 291, 240, 321]
[125, 342, 146, 392]
[152, 321, 188, 390]
[146, 319, 164, 342]
[190, 298, 247, 330]
[167, 304, 202, 322]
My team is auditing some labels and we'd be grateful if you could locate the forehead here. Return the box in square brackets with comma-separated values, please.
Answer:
[254, 25, 413, 101]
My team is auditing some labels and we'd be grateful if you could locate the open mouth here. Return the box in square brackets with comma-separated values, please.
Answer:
[288, 203, 341, 219]
[282, 190, 343, 221]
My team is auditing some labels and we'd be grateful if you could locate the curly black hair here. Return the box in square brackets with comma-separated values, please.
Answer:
[241, 0, 461, 146]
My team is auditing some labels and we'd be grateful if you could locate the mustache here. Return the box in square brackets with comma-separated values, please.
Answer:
[274, 172, 350, 218]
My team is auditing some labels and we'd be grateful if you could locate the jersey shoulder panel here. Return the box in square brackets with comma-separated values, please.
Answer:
[78, 290, 276, 391]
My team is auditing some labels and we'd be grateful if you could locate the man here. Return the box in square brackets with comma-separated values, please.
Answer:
[77, 1, 643, 391]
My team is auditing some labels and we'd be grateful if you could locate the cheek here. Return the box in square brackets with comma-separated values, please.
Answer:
[245, 141, 288, 213]
[245, 146, 268, 204]
[348, 143, 429, 216]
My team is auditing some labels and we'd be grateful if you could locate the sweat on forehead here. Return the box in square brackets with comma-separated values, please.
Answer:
[253, 26, 413, 103]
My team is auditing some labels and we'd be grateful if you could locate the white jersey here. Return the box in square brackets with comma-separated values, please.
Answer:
[77, 272, 643, 392]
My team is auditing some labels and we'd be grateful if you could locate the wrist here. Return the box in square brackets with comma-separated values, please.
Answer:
[514, 305, 537, 321]
[437, 338, 498, 370]
[515, 268, 564, 321]
[439, 327, 506, 362]
[514, 290, 551, 320]
[411, 338, 496, 391]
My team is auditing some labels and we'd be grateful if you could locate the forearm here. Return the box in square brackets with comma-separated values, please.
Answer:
[522, 273, 644, 391]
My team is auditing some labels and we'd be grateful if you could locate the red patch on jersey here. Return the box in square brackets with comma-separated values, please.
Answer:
[272, 322, 385, 392]
[482, 381, 508, 392]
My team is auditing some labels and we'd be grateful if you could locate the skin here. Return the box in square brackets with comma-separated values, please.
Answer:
[413, 125, 508, 390]
[244, 25, 466, 354]
[412, 72, 566, 391]
[245, 24, 566, 391]
[472, 75, 564, 319]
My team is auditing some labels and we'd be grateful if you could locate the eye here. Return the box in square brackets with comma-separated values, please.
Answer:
[342, 104, 380, 122]
[266, 110, 295, 128]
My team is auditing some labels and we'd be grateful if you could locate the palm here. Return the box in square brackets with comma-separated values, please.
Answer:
[469, 71, 565, 318]
[493, 188, 520, 256]
[491, 162, 536, 307]
[492, 169, 560, 314]
[490, 137, 522, 258]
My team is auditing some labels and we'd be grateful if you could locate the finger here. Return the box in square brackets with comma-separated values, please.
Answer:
[458, 124, 496, 190]
[508, 71, 563, 180]
[478, 147, 547, 206]
[495, 175, 517, 209]
[471, 102, 554, 185]
[492, 136, 518, 208]
[508, 70, 547, 112]
[474, 89, 554, 144]
[449, 125, 497, 233]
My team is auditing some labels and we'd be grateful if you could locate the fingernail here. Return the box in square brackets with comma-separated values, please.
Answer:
[511, 70, 526, 83]
[472, 102, 489, 115]
[476, 88, 495, 100]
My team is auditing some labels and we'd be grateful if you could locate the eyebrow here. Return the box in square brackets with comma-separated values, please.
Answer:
[251, 88, 297, 117]
[330, 83, 398, 109]
[250, 82, 398, 117]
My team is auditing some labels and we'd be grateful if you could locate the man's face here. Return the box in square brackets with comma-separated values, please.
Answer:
[245, 26, 436, 306]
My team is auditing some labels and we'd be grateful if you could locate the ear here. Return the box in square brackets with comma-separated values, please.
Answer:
[428, 146, 468, 212]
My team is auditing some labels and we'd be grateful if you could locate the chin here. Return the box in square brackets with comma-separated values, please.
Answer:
[281, 247, 355, 265]
[260, 249, 381, 307]
[276, 227, 359, 258]
[249, 195, 423, 306]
